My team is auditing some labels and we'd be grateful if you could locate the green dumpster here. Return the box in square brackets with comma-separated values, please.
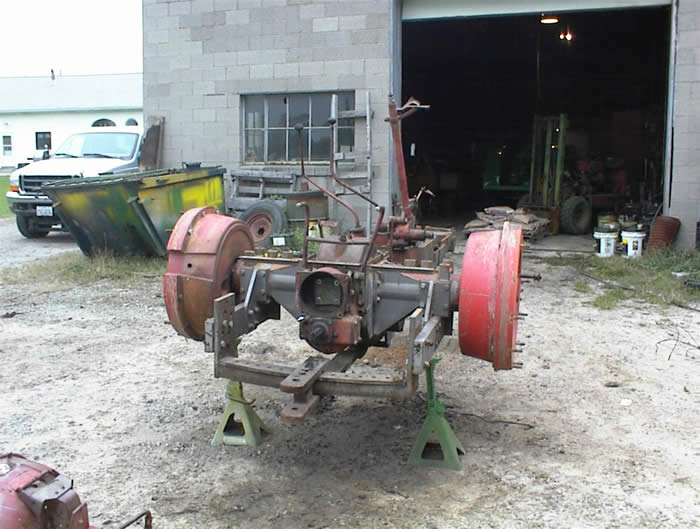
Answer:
[43, 166, 226, 257]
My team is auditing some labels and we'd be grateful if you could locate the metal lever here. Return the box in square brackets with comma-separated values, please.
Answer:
[118, 511, 153, 529]
[295, 123, 361, 229]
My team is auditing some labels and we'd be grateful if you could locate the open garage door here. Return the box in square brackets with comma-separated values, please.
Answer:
[401, 6, 671, 226]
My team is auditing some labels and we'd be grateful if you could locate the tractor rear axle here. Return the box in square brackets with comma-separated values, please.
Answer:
[163, 97, 524, 424]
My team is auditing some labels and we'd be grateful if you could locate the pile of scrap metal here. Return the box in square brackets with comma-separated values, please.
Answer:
[0, 453, 151, 529]
[464, 205, 550, 241]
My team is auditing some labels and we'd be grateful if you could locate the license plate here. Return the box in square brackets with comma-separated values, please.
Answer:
[36, 206, 53, 217]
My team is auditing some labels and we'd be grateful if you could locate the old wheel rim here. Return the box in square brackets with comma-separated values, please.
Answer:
[163, 207, 254, 340]
[246, 212, 274, 245]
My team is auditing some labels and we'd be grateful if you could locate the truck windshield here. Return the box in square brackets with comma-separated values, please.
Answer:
[54, 132, 139, 160]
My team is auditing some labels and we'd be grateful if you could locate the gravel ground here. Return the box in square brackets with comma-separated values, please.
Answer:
[0, 216, 76, 268]
[0, 225, 698, 529]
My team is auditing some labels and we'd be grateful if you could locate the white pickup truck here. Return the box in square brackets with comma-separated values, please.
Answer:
[6, 127, 144, 238]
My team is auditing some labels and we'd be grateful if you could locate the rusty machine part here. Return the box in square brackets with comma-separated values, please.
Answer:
[458, 222, 523, 369]
[163, 96, 524, 423]
[243, 210, 274, 246]
[0, 453, 152, 529]
[164, 206, 254, 340]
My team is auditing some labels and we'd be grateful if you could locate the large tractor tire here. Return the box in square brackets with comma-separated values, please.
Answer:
[239, 200, 288, 248]
[559, 195, 592, 235]
[16, 215, 50, 239]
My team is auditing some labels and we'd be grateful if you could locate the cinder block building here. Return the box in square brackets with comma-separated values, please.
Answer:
[143, 0, 700, 249]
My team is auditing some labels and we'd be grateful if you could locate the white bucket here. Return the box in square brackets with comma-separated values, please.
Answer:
[621, 231, 646, 258]
[593, 229, 618, 257]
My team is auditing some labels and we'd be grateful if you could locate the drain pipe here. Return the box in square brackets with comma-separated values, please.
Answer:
[663, 0, 678, 215]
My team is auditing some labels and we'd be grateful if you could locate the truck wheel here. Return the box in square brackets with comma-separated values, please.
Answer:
[560, 195, 592, 235]
[16, 215, 50, 239]
[239, 201, 287, 247]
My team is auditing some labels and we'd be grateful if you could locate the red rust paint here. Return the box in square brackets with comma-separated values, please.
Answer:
[458, 223, 523, 369]
[0, 453, 96, 529]
[164, 207, 254, 340]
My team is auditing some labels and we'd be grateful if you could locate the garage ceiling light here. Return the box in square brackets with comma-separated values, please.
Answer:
[540, 14, 559, 24]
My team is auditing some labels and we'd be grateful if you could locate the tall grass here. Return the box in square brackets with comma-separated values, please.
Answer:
[0, 175, 11, 217]
[0, 250, 166, 286]
[538, 250, 700, 309]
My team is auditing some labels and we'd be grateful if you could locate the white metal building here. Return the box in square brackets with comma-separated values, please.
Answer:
[0, 73, 143, 169]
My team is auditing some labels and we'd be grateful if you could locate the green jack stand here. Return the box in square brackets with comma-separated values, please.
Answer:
[408, 357, 465, 471]
[212, 380, 270, 447]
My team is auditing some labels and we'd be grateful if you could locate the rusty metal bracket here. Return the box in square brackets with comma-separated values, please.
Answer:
[281, 389, 320, 423]
[213, 293, 238, 358]
[204, 317, 215, 352]
[278, 348, 366, 421]
[118, 510, 153, 529]
[17, 471, 73, 520]
[413, 316, 444, 372]
[280, 356, 328, 394]
[216, 354, 418, 400]
[212, 268, 282, 364]
[407, 309, 443, 375]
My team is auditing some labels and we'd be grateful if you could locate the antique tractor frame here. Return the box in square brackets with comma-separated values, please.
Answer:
[163, 97, 525, 464]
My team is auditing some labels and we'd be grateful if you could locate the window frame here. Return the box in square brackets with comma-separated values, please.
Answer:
[243, 92, 355, 164]
[35, 131, 52, 150]
[2, 135, 11, 156]
[92, 118, 116, 127]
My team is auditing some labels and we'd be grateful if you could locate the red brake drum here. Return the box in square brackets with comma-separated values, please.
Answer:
[163, 207, 254, 341]
[458, 222, 523, 369]
[458, 229, 500, 362]
[493, 222, 523, 369]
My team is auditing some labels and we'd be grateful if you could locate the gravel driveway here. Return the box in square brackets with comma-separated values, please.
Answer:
[1, 227, 698, 529]
[0, 216, 77, 268]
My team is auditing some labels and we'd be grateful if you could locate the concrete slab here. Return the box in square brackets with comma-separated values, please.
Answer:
[527, 233, 595, 255]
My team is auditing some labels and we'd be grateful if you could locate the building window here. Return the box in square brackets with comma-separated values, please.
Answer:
[244, 92, 355, 163]
[35, 132, 52, 150]
[2, 136, 11, 156]
[92, 118, 116, 127]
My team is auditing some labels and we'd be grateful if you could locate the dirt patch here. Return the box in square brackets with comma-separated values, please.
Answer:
[1, 237, 699, 528]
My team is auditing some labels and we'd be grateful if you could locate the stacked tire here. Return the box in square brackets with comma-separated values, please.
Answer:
[239, 201, 288, 248]
[559, 195, 592, 235]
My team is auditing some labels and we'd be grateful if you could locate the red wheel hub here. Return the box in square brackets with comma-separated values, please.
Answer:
[245, 212, 274, 245]
[163, 207, 254, 341]
[458, 222, 523, 369]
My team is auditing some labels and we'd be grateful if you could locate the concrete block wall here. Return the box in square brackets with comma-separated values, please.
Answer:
[671, 0, 700, 249]
[142, 0, 395, 227]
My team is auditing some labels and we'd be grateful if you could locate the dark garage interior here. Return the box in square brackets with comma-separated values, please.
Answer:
[401, 7, 670, 225]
